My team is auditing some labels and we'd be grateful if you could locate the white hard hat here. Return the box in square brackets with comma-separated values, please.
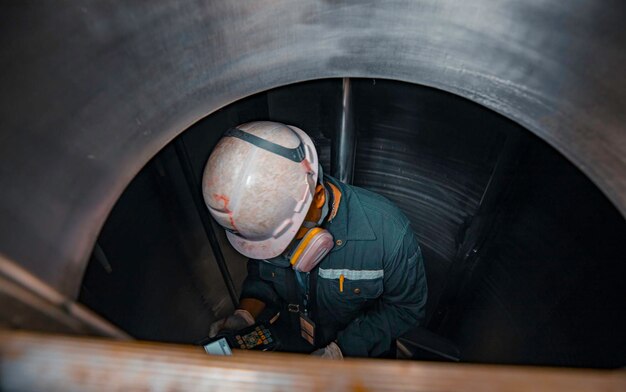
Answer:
[202, 121, 319, 259]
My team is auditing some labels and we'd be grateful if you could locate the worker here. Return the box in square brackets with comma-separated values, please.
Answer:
[203, 121, 427, 359]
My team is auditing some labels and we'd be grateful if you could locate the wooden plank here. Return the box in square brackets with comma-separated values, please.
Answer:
[1, 330, 624, 392]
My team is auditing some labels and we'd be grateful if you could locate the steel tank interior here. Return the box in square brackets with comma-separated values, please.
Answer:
[79, 78, 626, 369]
[2, 1, 626, 380]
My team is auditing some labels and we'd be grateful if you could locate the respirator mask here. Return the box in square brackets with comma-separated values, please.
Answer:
[265, 166, 334, 272]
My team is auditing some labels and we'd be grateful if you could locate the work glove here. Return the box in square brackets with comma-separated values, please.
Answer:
[311, 341, 343, 360]
[208, 309, 255, 338]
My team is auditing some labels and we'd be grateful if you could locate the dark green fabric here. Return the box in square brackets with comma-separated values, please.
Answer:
[240, 175, 428, 357]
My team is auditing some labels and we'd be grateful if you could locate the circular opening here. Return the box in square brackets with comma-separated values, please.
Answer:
[80, 78, 626, 368]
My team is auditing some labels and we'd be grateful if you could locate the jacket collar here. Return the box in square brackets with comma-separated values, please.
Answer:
[324, 176, 377, 252]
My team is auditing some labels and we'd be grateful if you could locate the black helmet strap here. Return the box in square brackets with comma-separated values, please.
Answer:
[224, 127, 306, 163]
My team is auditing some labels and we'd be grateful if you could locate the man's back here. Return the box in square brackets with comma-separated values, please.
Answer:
[241, 175, 428, 357]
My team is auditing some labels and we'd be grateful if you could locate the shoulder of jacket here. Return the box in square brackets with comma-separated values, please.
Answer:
[349, 184, 410, 231]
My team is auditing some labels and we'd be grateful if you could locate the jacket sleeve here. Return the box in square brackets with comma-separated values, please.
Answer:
[336, 224, 428, 357]
[239, 259, 280, 306]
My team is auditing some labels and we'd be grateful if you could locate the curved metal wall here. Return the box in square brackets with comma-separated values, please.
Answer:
[78, 78, 626, 368]
[1, 1, 625, 301]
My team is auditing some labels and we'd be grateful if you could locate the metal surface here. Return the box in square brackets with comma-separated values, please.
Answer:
[350, 79, 511, 321]
[80, 79, 626, 367]
[332, 78, 356, 184]
[1, 1, 625, 299]
[437, 138, 626, 367]
[428, 130, 526, 330]
[2, 330, 625, 392]
[79, 144, 244, 343]
[174, 138, 239, 308]
[92, 242, 112, 274]
[0, 253, 129, 339]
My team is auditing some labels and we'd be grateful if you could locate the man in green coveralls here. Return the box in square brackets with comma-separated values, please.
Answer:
[204, 121, 427, 359]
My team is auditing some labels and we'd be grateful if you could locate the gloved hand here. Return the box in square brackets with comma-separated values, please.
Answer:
[208, 309, 255, 338]
[311, 341, 343, 360]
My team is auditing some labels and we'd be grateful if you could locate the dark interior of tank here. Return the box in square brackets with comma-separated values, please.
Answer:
[78, 78, 626, 369]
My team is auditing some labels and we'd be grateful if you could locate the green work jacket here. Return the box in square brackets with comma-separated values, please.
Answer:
[240, 175, 428, 357]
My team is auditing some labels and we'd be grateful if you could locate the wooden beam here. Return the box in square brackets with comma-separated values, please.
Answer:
[1, 330, 624, 391]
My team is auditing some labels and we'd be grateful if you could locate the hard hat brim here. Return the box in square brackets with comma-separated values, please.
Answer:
[222, 124, 319, 260]
[226, 223, 299, 260]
